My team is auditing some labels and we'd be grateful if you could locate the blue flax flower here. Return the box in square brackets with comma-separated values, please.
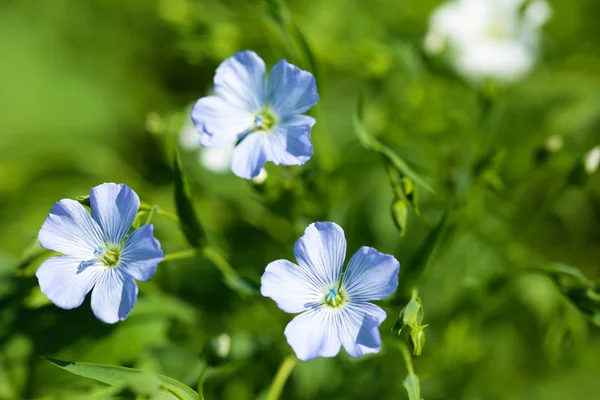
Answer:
[261, 222, 400, 361]
[36, 183, 164, 324]
[191, 50, 319, 179]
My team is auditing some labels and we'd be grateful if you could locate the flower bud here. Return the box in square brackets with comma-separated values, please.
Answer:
[409, 325, 428, 356]
[202, 333, 232, 367]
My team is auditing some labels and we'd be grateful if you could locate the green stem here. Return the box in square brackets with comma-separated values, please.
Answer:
[202, 247, 237, 277]
[139, 202, 180, 223]
[144, 205, 159, 225]
[197, 364, 209, 400]
[162, 249, 197, 262]
[394, 341, 415, 374]
[266, 355, 297, 400]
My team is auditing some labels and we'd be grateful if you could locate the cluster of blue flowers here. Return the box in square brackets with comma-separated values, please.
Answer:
[36, 51, 400, 362]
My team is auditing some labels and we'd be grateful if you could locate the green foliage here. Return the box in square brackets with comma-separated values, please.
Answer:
[44, 357, 199, 399]
[173, 149, 206, 249]
[1, 0, 600, 399]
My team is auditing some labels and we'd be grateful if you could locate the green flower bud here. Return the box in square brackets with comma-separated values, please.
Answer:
[409, 325, 428, 357]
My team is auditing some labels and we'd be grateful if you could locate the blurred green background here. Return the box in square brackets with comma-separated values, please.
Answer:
[1, 0, 599, 399]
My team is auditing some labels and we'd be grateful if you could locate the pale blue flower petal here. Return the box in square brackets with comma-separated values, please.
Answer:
[36, 256, 103, 310]
[284, 306, 341, 361]
[265, 122, 313, 166]
[120, 225, 164, 282]
[280, 114, 316, 128]
[293, 222, 346, 289]
[338, 302, 386, 358]
[267, 59, 319, 117]
[90, 183, 140, 245]
[91, 268, 138, 324]
[214, 50, 266, 111]
[230, 132, 268, 179]
[38, 199, 104, 259]
[192, 96, 253, 148]
[261, 259, 323, 313]
[342, 246, 400, 301]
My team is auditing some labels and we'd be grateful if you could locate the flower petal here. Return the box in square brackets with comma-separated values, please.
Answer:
[192, 96, 253, 148]
[284, 307, 341, 361]
[293, 222, 346, 289]
[120, 225, 164, 282]
[267, 59, 319, 117]
[38, 199, 104, 259]
[342, 246, 399, 302]
[230, 132, 268, 179]
[90, 183, 140, 245]
[91, 268, 138, 324]
[261, 259, 323, 313]
[265, 119, 313, 166]
[338, 302, 386, 359]
[214, 50, 266, 111]
[36, 256, 103, 310]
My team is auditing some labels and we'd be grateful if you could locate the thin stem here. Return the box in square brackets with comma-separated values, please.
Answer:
[202, 247, 237, 277]
[144, 205, 159, 225]
[394, 341, 415, 374]
[156, 208, 180, 223]
[197, 364, 209, 400]
[139, 202, 180, 223]
[162, 249, 197, 262]
[266, 355, 297, 400]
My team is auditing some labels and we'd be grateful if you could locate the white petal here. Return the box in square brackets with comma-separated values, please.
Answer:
[261, 259, 324, 313]
[293, 222, 346, 289]
[342, 246, 400, 302]
[91, 268, 138, 324]
[284, 307, 341, 361]
[90, 183, 140, 245]
[36, 256, 102, 309]
[214, 50, 266, 111]
[338, 302, 386, 358]
[267, 59, 318, 117]
[230, 132, 268, 179]
[120, 225, 164, 282]
[192, 96, 253, 148]
[38, 199, 104, 259]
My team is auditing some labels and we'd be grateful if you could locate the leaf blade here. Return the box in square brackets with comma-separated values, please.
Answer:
[43, 357, 199, 400]
[173, 149, 206, 248]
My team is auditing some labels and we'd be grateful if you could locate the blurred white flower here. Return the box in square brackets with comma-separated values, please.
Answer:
[584, 146, 600, 175]
[179, 120, 234, 173]
[545, 135, 564, 152]
[424, 0, 552, 82]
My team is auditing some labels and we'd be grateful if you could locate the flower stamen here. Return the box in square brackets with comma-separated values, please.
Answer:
[324, 287, 345, 308]
[253, 109, 277, 131]
[95, 244, 122, 268]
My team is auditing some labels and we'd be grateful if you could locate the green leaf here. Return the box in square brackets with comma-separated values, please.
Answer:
[353, 92, 435, 194]
[379, 145, 435, 194]
[43, 357, 199, 400]
[173, 149, 206, 248]
[402, 372, 421, 400]
[396, 212, 451, 297]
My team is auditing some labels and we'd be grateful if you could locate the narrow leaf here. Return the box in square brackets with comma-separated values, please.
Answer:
[402, 372, 421, 400]
[396, 212, 451, 299]
[173, 149, 206, 248]
[43, 357, 199, 400]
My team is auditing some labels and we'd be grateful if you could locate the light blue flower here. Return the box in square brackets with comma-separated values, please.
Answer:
[261, 222, 400, 361]
[191, 50, 319, 179]
[36, 183, 164, 324]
